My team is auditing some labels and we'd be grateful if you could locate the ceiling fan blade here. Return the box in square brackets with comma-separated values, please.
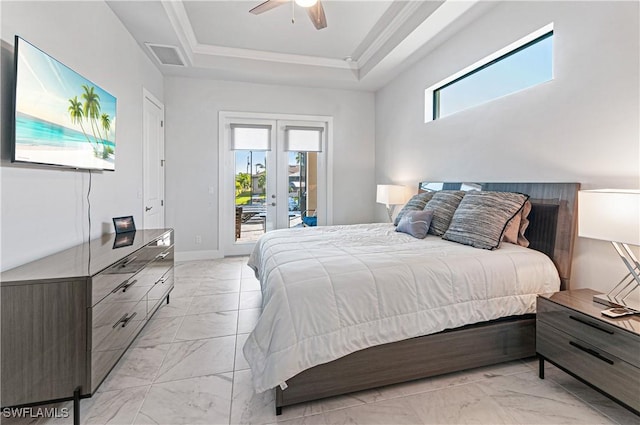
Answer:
[307, 1, 327, 30]
[250, 0, 288, 15]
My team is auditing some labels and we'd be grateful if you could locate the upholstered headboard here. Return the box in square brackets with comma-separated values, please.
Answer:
[418, 182, 580, 290]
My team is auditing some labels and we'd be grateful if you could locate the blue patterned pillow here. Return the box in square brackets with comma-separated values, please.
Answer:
[395, 210, 434, 239]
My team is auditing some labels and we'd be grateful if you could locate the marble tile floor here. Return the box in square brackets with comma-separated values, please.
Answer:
[3, 257, 638, 425]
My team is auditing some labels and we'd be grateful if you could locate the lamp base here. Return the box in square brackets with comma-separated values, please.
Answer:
[593, 293, 640, 313]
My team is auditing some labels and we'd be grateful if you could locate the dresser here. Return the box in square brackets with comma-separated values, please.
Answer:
[537, 289, 640, 414]
[1, 229, 174, 408]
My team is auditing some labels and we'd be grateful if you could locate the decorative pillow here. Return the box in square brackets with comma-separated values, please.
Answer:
[393, 192, 434, 226]
[395, 210, 433, 239]
[424, 191, 466, 236]
[442, 191, 529, 250]
[503, 200, 532, 246]
[502, 213, 521, 244]
[518, 200, 532, 247]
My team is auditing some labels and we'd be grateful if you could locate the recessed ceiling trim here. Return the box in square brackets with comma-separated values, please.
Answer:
[360, 0, 481, 86]
[163, 0, 358, 70]
[192, 43, 352, 70]
[355, 1, 426, 68]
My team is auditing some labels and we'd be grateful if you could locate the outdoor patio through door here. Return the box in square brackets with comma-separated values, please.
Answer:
[220, 113, 330, 256]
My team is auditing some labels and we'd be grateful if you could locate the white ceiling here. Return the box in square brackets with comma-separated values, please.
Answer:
[184, 1, 393, 60]
[107, 0, 495, 91]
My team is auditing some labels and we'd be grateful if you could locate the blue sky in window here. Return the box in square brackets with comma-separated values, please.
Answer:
[438, 35, 553, 118]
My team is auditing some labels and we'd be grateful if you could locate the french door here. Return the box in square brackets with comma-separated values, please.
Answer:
[220, 112, 331, 256]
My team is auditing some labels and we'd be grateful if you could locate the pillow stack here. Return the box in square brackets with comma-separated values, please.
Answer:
[392, 189, 531, 249]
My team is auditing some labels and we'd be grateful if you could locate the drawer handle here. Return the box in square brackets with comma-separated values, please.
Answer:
[569, 341, 614, 365]
[155, 252, 169, 260]
[121, 279, 138, 292]
[569, 315, 614, 335]
[119, 256, 138, 268]
[121, 312, 137, 328]
[155, 277, 168, 285]
[112, 313, 128, 329]
[112, 312, 138, 329]
[112, 279, 138, 293]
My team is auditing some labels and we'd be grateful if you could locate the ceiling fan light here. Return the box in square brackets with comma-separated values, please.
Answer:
[295, 0, 318, 8]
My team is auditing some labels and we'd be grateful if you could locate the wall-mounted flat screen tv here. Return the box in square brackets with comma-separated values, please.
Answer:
[12, 36, 117, 171]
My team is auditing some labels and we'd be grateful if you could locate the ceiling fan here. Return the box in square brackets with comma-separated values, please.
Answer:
[250, 0, 328, 30]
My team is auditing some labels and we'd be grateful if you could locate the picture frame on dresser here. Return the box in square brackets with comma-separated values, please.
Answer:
[112, 215, 136, 234]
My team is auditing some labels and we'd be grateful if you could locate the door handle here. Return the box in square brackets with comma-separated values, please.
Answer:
[145, 206, 153, 212]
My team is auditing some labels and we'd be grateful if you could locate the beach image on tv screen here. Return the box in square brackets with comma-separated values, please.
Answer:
[14, 38, 117, 170]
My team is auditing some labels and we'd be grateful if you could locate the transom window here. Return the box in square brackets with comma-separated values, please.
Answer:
[426, 24, 554, 121]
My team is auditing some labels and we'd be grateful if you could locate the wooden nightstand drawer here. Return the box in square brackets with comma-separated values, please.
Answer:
[538, 297, 639, 368]
[537, 321, 640, 411]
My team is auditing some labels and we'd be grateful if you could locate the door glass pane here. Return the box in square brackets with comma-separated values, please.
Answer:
[288, 151, 318, 228]
[234, 150, 266, 242]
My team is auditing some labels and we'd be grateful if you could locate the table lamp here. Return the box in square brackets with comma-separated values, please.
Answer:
[578, 189, 640, 311]
[376, 184, 406, 222]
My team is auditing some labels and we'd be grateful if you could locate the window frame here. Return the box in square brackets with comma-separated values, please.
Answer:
[425, 24, 554, 122]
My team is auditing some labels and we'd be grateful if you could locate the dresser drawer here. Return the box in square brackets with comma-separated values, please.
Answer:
[91, 239, 174, 306]
[92, 269, 137, 307]
[131, 247, 173, 293]
[90, 297, 146, 392]
[91, 298, 147, 352]
[538, 297, 639, 367]
[537, 321, 640, 410]
[148, 268, 174, 315]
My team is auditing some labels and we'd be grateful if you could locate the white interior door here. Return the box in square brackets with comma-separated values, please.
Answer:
[143, 90, 165, 229]
[220, 113, 330, 256]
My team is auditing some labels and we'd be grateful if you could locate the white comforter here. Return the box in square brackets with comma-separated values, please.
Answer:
[244, 223, 560, 393]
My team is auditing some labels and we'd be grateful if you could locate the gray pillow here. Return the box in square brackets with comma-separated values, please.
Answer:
[395, 210, 434, 239]
[425, 191, 466, 236]
[394, 192, 434, 226]
[442, 191, 529, 250]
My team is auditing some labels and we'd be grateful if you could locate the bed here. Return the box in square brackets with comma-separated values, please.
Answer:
[244, 182, 579, 414]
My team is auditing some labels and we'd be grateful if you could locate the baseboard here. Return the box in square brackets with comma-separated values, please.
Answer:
[175, 250, 223, 262]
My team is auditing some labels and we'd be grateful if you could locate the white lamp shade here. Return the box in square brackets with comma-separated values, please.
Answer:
[376, 185, 406, 206]
[578, 189, 640, 246]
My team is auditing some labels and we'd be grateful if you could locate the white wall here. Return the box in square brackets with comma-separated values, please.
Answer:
[0, 1, 164, 270]
[375, 1, 639, 293]
[164, 77, 375, 257]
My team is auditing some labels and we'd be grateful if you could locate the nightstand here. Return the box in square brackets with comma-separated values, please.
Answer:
[537, 289, 640, 415]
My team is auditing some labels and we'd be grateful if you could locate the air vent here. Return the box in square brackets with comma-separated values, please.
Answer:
[145, 43, 186, 66]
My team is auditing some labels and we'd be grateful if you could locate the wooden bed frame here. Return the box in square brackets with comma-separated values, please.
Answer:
[275, 182, 580, 414]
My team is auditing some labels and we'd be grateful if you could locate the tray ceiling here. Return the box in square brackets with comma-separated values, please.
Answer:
[107, 0, 494, 90]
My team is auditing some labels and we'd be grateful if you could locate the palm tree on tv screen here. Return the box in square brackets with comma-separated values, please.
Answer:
[82, 85, 104, 153]
[101, 113, 113, 157]
[68, 85, 113, 159]
[68, 96, 98, 153]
